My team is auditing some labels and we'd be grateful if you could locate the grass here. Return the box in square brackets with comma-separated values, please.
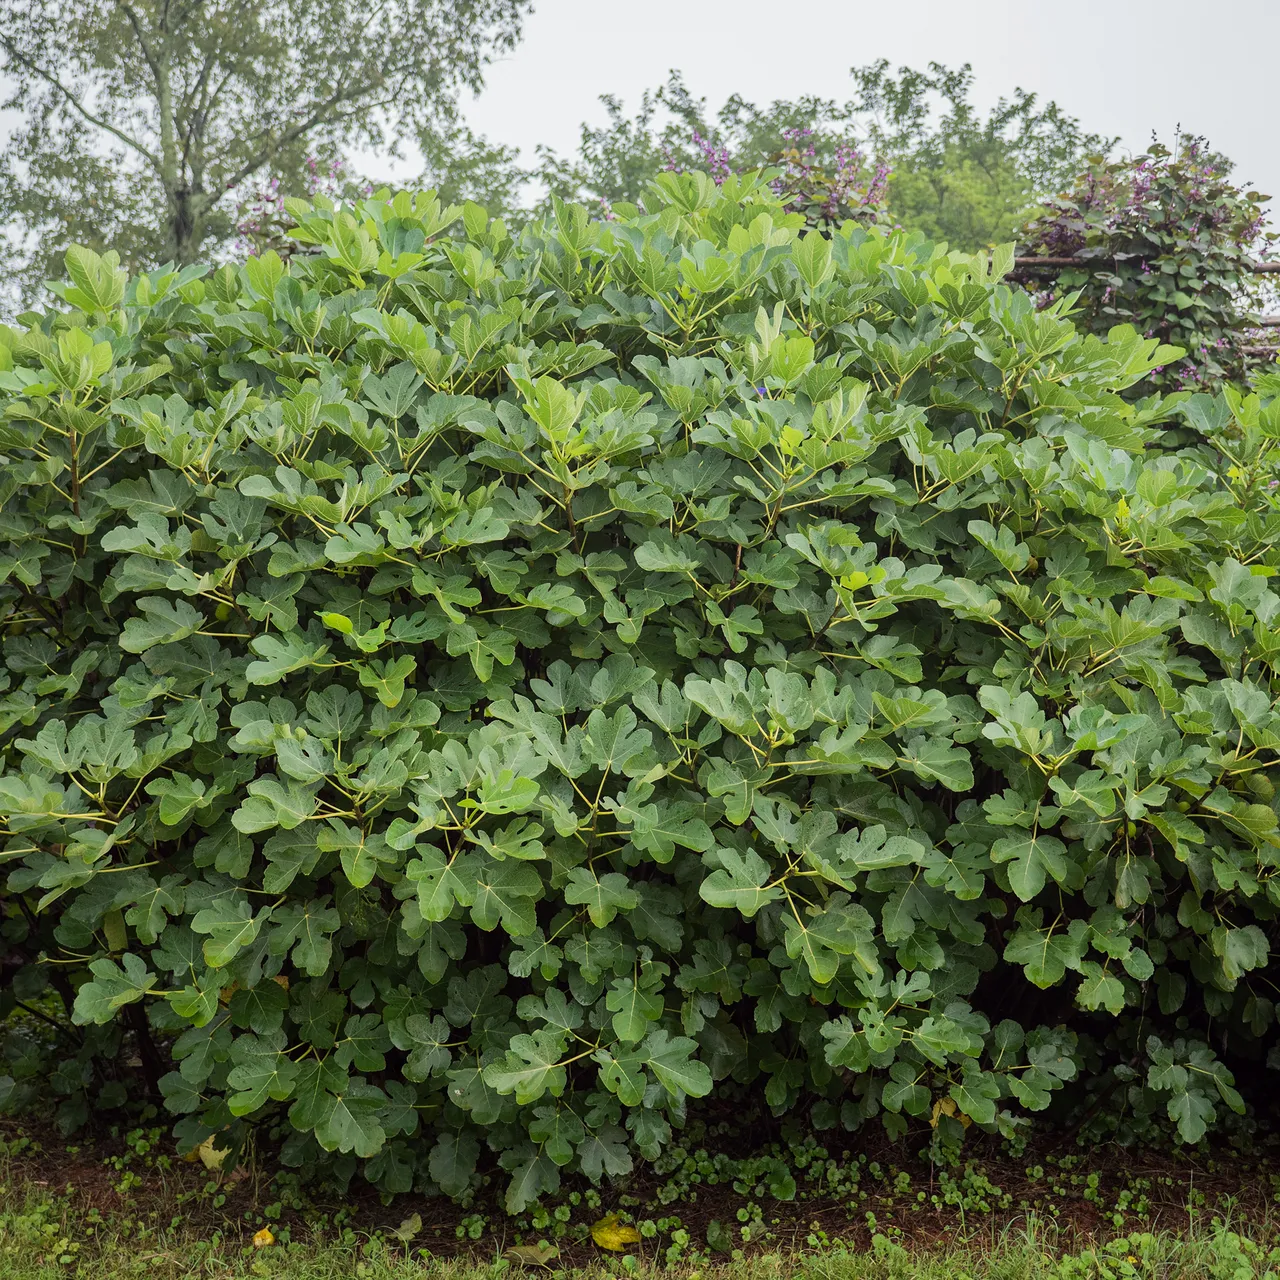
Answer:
[6, 1172, 1280, 1280]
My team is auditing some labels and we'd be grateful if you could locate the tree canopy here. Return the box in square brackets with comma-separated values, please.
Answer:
[0, 0, 530, 309]
[530, 62, 1115, 249]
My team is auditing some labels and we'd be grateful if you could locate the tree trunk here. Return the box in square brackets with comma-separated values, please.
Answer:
[124, 1003, 164, 1097]
[169, 185, 199, 264]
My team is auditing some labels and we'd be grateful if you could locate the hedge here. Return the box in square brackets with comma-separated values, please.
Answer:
[2, 171, 1280, 1208]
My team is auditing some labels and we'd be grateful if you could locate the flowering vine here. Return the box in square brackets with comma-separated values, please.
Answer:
[1016, 137, 1276, 392]
[232, 156, 373, 258]
[658, 125, 891, 231]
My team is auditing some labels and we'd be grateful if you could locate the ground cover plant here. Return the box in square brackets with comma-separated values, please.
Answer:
[7, 1119, 1280, 1279]
[4, 174, 1280, 1217]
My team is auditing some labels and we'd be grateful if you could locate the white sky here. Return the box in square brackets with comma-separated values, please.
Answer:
[437, 0, 1279, 207]
[3, 0, 1275, 224]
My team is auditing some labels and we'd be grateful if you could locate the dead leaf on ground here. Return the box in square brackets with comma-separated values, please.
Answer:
[504, 1242, 560, 1266]
[591, 1214, 641, 1251]
[195, 1135, 229, 1171]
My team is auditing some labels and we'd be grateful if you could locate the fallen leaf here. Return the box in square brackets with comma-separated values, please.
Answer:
[391, 1212, 422, 1242]
[504, 1243, 560, 1266]
[196, 1135, 230, 1171]
[591, 1214, 641, 1251]
[252, 1227, 274, 1248]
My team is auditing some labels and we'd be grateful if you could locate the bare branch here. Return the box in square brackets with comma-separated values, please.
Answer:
[179, 48, 221, 167]
[209, 72, 388, 198]
[0, 36, 162, 170]
[178, 0, 255, 171]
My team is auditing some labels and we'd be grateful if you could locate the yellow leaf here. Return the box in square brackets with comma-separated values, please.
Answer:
[252, 1227, 274, 1248]
[504, 1243, 560, 1266]
[591, 1214, 641, 1251]
[196, 1135, 230, 1171]
[930, 1097, 971, 1129]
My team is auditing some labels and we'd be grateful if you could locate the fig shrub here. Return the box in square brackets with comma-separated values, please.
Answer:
[2, 172, 1280, 1207]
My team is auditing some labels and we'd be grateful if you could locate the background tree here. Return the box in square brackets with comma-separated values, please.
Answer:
[532, 62, 1114, 249]
[848, 61, 1115, 247]
[0, 0, 530, 310]
[415, 120, 531, 216]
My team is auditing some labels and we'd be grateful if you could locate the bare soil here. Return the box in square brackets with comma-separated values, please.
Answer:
[5, 1110, 1278, 1267]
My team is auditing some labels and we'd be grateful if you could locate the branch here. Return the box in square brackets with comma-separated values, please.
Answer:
[0, 37, 162, 170]
[15, 998, 78, 1040]
[179, 0, 256, 173]
[112, 0, 164, 90]
[209, 72, 382, 199]
[1015, 255, 1280, 274]
[179, 47, 221, 169]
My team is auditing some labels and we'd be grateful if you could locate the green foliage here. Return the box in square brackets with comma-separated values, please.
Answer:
[1017, 138, 1276, 392]
[416, 122, 532, 218]
[3, 175, 1280, 1211]
[840, 61, 1117, 250]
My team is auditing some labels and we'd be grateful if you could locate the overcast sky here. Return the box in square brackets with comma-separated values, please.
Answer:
[444, 0, 1278, 208]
